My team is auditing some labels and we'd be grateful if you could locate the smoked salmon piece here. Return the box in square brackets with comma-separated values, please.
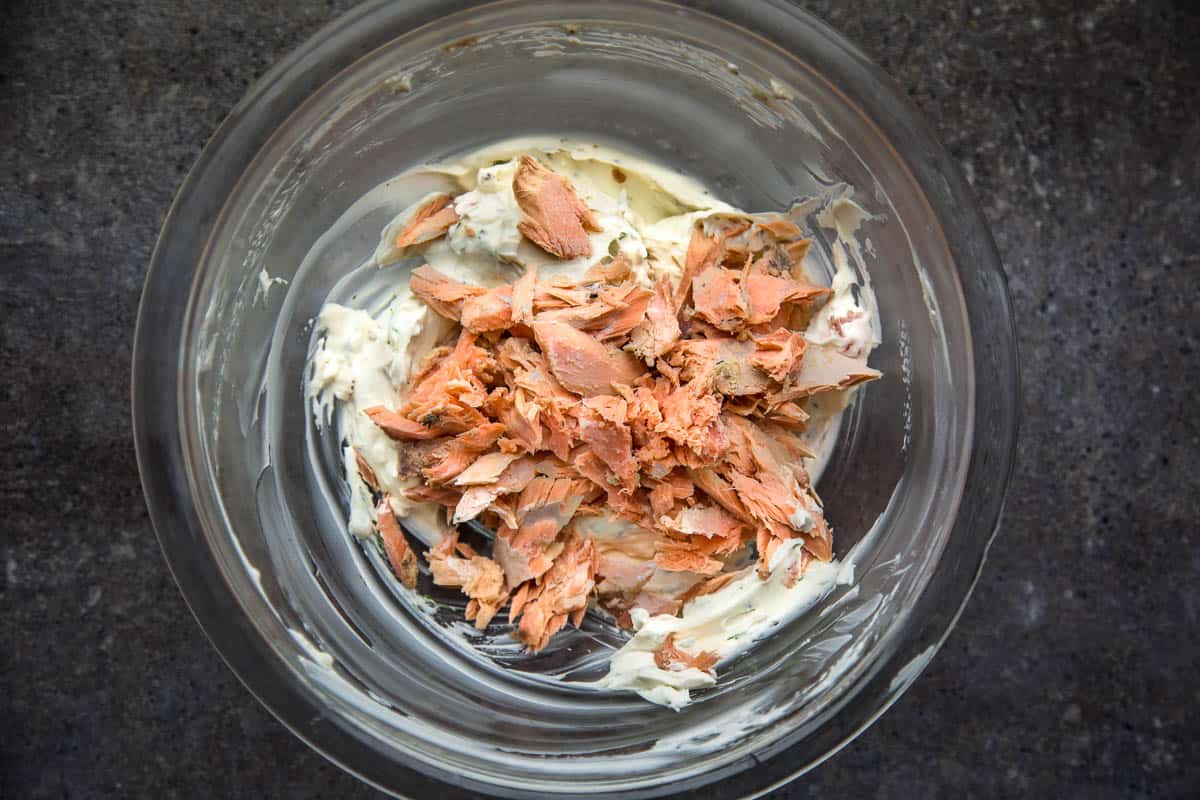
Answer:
[510, 265, 538, 326]
[660, 504, 746, 542]
[583, 255, 633, 284]
[427, 532, 509, 629]
[627, 277, 681, 364]
[656, 381, 727, 464]
[512, 531, 598, 651]
[750, 328, 807, 382]
[497, 336, 576, 403]
[766, 400, 810, 429]
[461, 285, 514, 332]
[403, 483, 462, 507]
[614, 382, 665, 446]
[654, 633, 720, 674]
[493, 477, 587, 585]
[729, 468, 796, 523]
[675, 225, 725, 308]
[420, 423, 506, 484]
[691, 266, 747, 332]
[647, 480, 677, 517]
[354, 449, 381, 492]
[452, 455, 538, 524]
[394, 194, 459, 249]
[571, 448, 656, 529]
[575, 396, 638, 491]
[691, 254, 828, 332]
[754, 218, 803, 242]
[490, 388, 544, 453]
[410, 265, 484, 321]
[452, 451, 522, 486]
[535, 281, 652, 341]
[513, 155, 601, 259]
[365, 404, 481, 440]
[376, 497, 418, 589]
[531, 320, 646, 397]
[786, 239, 813, 277]
[653, 541, 723, 575]
[768, 342, 881, 403]
[743, 269, 829, 325]
[670, 338, 770, 397]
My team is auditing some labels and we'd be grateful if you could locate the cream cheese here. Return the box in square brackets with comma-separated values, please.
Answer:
[306, 295, 453, 531]
[808, 197, 881, 357]
[602, 540, 844, 709]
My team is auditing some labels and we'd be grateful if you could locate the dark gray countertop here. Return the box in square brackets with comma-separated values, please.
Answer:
[2, 1, 1197, 797]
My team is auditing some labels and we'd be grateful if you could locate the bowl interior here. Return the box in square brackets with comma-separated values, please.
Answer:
[163, 1, 988, 797]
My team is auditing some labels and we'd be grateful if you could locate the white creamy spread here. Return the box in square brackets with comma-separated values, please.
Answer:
[305, 138, 879, 708]
[306, 297, 454, 533]
[808, 198, 881, 357]
[254, 269, 288, 306]
[602, 541, 844, 708]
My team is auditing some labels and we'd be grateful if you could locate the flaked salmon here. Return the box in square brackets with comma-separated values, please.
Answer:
[743, 268, 829, 325]
[750, 328, 808, 382]
[349, 173, 882, 654]
[628, 277, 681, 364]
[493, 477, 587, 585]
[511, 531, 597, 650]
[670, 338, 770, 397]
[513, 155, 601, 259]
[692, 267, 747, 331]
[510, 265, 538, 326]
[576, 396, 638, 492]
[421, 423, 505, 484]
[781, 342, 882, 398]
[365, 404, 481, 440]
[410, 265, 485, 321]
[654, 633, 720, 674]
[453, 451, 522, 486]
[427, 531, 509, 629]
[656, 380, 727, 464]
[660, 503, 746, 541]
[394, 194, 459, 249]
[355, 449, 381, 492]
[376, 497, 418, 589]
[452, 455, 538, 524]
[461, 285, 514, 333]
[535, 281, 652, 342]
[675, 224, 728, 308]
[532, 319, 646, 397]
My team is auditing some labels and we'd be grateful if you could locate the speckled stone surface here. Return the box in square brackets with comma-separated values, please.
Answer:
[2, 1, 1197, 797]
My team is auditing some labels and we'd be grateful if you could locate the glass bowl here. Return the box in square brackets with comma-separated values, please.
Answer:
[132, 1, 1018, 797]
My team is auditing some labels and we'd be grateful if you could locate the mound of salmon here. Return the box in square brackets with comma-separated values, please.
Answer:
[362, 156, 879, 654]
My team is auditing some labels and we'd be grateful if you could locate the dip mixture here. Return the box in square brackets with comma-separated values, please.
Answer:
[306, 140, 880, 708]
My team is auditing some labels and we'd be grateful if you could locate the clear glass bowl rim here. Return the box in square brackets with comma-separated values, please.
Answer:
[132, 1, 1019, 797]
